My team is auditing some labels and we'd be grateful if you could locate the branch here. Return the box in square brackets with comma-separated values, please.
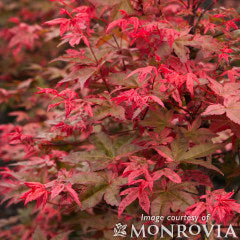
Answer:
[233, 185, 240, 199]
[141, 106, 149, 120]
[191, 2, 215, 34]
[188, 0, 202, 28]
[214, 29, 238, 38]
[167, 100, 192, 115]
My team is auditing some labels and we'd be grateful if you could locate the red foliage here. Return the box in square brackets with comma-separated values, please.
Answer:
[0, 0, 240, 239]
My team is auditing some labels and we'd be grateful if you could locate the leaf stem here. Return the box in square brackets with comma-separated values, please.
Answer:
[113, 34, 126, 71]
[89, 45, 111, 93]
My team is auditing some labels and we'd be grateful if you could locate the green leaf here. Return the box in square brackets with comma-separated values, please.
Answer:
[93, 101, 125, 120]
[93, 132, 114, 157]
[114, 135, 143, 159]
[81, 184, 107, 209]
[104, 177, 127, 206]
[81, 177, 127, 209]
[181, 118, 217, 144]
[107, 72, 139, 87]
[151, 190, 194, 216]
[32, 226, 47, 240]
[151, 192, 170, 216]
[96, 34, 113, 47]
[62, 134, 142, 170]
[169, 191, 195, 212]
[50, 231, 72, 240]
[183, 159, 223, 175]
[141, 110, 174, 132]
[62, 149, 112, 171]
[172, 34, 200, 63]
[179, 143, 221, 161]
[72, 172, 105, 185]
[59, 67, 97, 89]
[182, 127, 217, 144]
[171, 137, 188, 161]
[111, 0, 134, 20]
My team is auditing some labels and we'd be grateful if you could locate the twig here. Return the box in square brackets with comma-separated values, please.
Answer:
[191, 2, 215, 34]
[178, 0, 188, 8]
[89, 45, 111, 93]
[233, 185, 240, 199]
[112, 34, 126, 71]
[214, 29, 238, 38]
[141, 106, 149, 120]
[188, 0, 201, 28]
[167, 100, 192, 115]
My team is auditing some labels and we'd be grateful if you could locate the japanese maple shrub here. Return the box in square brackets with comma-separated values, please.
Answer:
[0, 0, 240, 239]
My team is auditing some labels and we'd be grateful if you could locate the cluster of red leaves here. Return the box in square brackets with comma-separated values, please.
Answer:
[186, 190, 240, 226]
[0, 0, 240, 239]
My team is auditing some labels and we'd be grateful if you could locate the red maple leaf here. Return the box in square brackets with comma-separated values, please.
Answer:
[122, 156, 154, 190]
[218, 47, 233, 64]
[8, 23, 41, 55]
[20, 182, 49, 208]
[118, 183, 150, 217]
[186, 189, 240, 225]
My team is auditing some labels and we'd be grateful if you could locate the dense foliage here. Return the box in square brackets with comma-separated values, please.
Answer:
[0, 0, 240, 239]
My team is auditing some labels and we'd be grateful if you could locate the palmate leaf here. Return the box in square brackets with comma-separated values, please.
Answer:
[155, 138, 222, 173]
[50, 231, 72, 240]
[184, 160, 223, 175]
[153, 168, 181, 183]
[93, 101, 126, 121]
[81, 185, 107, 209]
[179, 143, 222, 174]
[107, 72, 139, 87]
[140, 110, 174, 132]
[104, 177, 128, 206]
[62, 133, 142, 171]
[172, 33, 199, 63]
[93, 132, 114, 157]
[151, 186, 195, 216]
[72, 172, 105, 185]
[182, 125, 217, 144]
[80, 176, 127, 209]
[62, 149, 112, 171]
[111, 0, 134, 20]
[151, 192, 170, 216]
[171, 137, 188, 161]
[59, 67, 97, 89]
[33, 226, 47, 240]
[178, 143, 221, 161]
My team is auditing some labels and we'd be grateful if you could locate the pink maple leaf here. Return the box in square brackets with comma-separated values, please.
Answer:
[118, 184, 150, 217]
[218, 47, 233, 64]
[126, 66, 158, 83]
[20, 182, 49, 208]
[152, 168, 181, 183]
[184, 73, 199, 97]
